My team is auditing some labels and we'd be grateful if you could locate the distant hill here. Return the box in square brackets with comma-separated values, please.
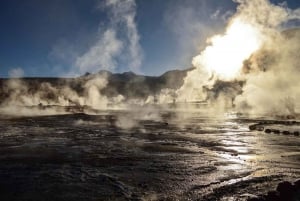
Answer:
[0, 68, 193, 105]
[1, 28, 299, 107]
[98, 69, 192, 98]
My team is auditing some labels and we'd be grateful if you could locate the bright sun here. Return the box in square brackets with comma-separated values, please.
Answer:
[192, 18, 263, 80]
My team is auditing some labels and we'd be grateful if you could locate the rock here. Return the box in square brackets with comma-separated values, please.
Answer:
[282, 130, 290, 135]
[248, 124, 264, 131]
[276, 181, 294, 198]
[286, 115, 295, 119]
[248, 197, 265, 201]
[249, 180, 300, 201]
[294, 180, 300, 188]
[265, 129, 271, 133]
[293, 131, 299, 136]
[257, 126, 264, 131]
[249, 124, 260, 130]
[265, 191, 280, 201]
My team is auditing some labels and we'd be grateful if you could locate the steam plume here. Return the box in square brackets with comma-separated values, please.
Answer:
[175, 0, 300, 116]
[8, 67, 24, 78]
[74, 0, 142, 75]
[75, 29, 123, 74]
[1, 0, 300, 119]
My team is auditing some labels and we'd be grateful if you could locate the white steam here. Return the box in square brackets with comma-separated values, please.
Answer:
[175, 0, 300, 117]
[84, 76, 108, 109]
[74, 0, 142, 74]
[2, 0, 300, 119]
[8, 67, 24, 78]
[235, 29, 300, 116]
[105, 0, 143, 72]
[0, 74, 124, 116]
[0, 0, 143, 116]
[75, 29, 123, 74]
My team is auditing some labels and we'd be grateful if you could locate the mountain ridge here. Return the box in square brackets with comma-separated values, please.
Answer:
[0, 68, 193, 104]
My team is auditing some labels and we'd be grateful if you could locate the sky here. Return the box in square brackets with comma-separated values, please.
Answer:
[0, 0, 299, 77]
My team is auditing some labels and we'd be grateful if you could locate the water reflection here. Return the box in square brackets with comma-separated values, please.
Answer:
[0, 113, 299, 200]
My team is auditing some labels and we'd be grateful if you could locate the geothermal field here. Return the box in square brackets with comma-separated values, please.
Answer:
[1, 0, 300, 200]
[0, 111, 300, 200]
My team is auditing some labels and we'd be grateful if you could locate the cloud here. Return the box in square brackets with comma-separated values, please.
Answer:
[8, 67, 24, 78]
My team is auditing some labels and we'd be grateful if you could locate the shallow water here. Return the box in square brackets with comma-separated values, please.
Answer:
[0, 111, 299, 201]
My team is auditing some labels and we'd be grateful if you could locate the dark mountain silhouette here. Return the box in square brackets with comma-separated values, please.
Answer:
[0, 68, 193, 104]
[0, 28, 299, 106]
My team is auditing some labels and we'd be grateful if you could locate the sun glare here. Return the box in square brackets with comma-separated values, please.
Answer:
[192, 18, 263, 80]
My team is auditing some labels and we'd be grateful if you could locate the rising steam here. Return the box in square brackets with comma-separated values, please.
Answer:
[2, 0, 300, 119]
[175, 0, 300, 117]
[1, 0, 143, 116]
[235, 29, 300, 116]
[74, 0, 142, 75]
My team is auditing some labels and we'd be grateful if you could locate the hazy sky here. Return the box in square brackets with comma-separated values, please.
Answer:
[0, 0, 299, 77]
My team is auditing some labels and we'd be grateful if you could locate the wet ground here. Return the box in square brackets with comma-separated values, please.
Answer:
[0, 111, 299, 201]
